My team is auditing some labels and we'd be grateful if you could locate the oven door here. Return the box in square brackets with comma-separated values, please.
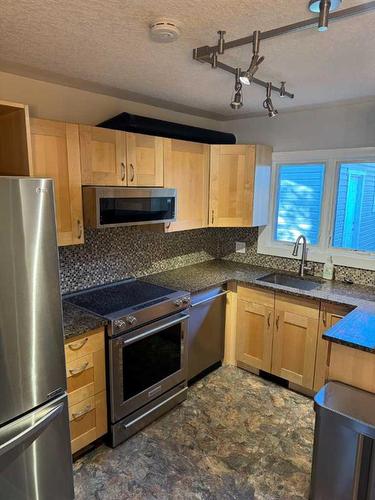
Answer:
[109, 312, 188, 423]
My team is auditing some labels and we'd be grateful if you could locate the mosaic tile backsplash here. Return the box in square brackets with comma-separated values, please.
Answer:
[59, 226, 375, 294]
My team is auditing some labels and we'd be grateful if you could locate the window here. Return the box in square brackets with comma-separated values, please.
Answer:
[333, 162, 375, 252]
[258, 148, 375, 271]
[274, 164, 325, 245]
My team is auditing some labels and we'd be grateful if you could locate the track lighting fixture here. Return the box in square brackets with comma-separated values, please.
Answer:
[240, 31, 264, 85]
[230, 68, 243, 110]
[279, 82, 286, 97]
[308, 0, 342, 31]
[217, 30, 226, 54]
[263, 83, 278, 118]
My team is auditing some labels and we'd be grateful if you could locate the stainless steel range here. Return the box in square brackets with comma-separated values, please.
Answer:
[65, 279, 190, 447]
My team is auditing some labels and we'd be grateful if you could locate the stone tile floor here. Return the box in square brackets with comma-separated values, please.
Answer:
[74, 367, 315, 499]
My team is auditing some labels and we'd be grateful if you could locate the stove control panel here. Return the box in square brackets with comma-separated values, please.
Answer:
[173, 296, 190, 307]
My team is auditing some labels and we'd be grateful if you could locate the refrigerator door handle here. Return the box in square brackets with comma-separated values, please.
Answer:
[0, 401, 64, 468]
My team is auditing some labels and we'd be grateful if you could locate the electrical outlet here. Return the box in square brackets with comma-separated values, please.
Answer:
[235, 241, 246, 254]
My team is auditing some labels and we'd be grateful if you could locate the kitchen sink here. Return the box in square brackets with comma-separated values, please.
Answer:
[256, 272, 324, 291]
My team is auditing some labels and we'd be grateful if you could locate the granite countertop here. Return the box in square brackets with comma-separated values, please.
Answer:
[142, 260, 375, 353]
[62, 259, 375, 353]
[63, 301, 107, 340]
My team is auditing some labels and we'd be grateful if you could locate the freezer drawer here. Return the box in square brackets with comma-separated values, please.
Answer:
[188, 287, 227, 381]
[0, 394, 74, 500]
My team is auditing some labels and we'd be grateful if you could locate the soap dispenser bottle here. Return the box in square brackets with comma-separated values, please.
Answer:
[323, 256, 335, 280]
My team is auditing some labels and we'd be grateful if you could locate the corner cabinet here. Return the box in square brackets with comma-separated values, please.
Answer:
[80, 126, 164, 187]
[30, 119, 84, 246]
[209, 144, 272, 228]
[164, 139, 209, 232]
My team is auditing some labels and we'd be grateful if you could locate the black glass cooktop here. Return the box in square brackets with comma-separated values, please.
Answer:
[64, 280, 176, 317]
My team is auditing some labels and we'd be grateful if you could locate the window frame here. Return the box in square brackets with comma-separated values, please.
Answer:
[258, 147, 375, 271]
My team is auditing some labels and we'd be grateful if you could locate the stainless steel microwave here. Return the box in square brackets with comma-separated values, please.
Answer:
[82, 187, 176, 228]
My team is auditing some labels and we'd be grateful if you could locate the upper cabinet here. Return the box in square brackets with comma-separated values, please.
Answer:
[209, 144, 272, 228]
[80, 125, 126, 186]
[126, 133, 163, 186]
[80, 126, 164, 187]
[30, 119, 84, 246]
[164, 139, 209, 232]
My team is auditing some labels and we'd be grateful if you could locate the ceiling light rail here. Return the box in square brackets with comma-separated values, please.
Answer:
[193, 0, 375, 115]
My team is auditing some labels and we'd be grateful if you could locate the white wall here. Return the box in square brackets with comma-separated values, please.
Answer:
[224, 99, 375, 151]
[0, 71, 222, 129]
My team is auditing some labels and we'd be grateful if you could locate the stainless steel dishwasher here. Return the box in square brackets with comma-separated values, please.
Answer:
[188, 286, 227, 382]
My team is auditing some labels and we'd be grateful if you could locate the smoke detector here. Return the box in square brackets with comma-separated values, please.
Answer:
[150, 18, 180, 43]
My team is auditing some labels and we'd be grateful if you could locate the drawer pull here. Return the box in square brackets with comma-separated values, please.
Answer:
[68, 338, 88, 351]
[71, 404, 92, 420]
[267, 312, 271, 328]
[69, 362, 89, 376]
[276, 315, 280, 330]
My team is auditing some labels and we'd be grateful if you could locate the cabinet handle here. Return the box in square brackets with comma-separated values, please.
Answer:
[267, 312, 271, 328]
[130, 163, 135, 182]
[211, 210, 215, 225]
[276, 315, 279, 330]
[322, 308, 327, 326]
[77, 219, 83, 239]
[69, 361, 89, 376]
[68, 338, 88, 351]
[71, 404, 92, 421]
[166, 222, 171, 230]
[121, 162, 126, 181]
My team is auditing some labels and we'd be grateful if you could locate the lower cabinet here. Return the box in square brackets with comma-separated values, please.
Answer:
[64, 327, 107, 454]
[236, 286, 274, 372]
[272, 293, 320, 389]
[236, 286, 323, 391]
[313, 302, 352, 391]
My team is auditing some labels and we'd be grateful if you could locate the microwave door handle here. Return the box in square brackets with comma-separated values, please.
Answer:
[0, 401, 64, 469]
[123, 314, 189, 346]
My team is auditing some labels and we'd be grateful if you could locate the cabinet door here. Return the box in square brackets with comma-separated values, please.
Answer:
[236, 286, 274, 372]
[30, 119, 84, 246]
[126, 133, 163, 186]
[209, 145, 255, 227]
[313, 302, 351, 392]
[164, 139, 209, 231]
[272, 293, 319, 389]
[80, 125, 126, 185]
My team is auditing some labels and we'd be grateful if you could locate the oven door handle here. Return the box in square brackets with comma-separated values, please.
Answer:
[122, 314, 189, 346]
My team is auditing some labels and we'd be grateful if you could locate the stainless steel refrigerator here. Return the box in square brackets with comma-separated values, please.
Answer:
[0, 177, 74, 499]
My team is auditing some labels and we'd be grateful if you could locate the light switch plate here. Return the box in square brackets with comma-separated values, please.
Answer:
[235, 241, 246, 254]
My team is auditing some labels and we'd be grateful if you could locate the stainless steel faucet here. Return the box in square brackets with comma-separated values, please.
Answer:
[292, 234, 310, 277]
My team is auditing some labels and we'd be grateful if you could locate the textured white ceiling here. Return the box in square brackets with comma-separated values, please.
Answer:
[0, 0, 374, 119]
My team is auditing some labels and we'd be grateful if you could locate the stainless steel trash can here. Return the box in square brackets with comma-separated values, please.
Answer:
[310, 381, 375, 500]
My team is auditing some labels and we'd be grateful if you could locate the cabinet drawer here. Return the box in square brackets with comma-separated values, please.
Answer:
[69, 391, 107, 454]
[64, 328, 104, 364]
[66, 349, 106, 406]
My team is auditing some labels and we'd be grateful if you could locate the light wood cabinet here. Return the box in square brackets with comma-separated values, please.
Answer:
[236, 286, 274, 372]
[271, 293, 320, 389]
[164, 139, 209, 231]
[327, 342, 375, 394]
[80, 125, 126, 186]
[313, 302, 352, 391]
[64, 328, 107, 454]
[30, 118, 84, 246]
[209, 144, 271, 228]
[127, 132, 164, 186]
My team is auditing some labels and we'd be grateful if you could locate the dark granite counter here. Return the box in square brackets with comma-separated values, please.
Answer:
[142, 260, 375, 353]
[63, 301, 107, 340]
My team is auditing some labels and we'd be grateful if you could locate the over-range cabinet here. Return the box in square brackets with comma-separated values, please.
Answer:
[0, 177, 74, 499]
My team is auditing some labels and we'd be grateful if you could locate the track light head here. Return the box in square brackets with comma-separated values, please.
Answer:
[263, 83, 278, 118]
[230, 68, 243, 109]
[217, 30, 226, 54]
[279, 81, 286, 97]
[240, 30, 264, 85]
